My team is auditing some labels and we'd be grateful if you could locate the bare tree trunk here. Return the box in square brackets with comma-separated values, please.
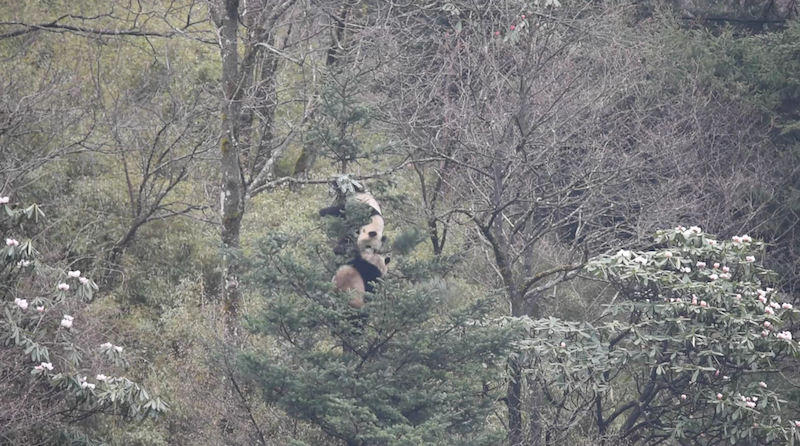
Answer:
[216, 0, 245, 329]
[507, 300, 524, 446]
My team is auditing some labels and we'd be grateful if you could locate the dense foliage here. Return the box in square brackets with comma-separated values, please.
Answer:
[520, 228, 800, 444]
[1, 197, 167, 444]
[1, 0, 799, 445]
[240, 231, 517, 445]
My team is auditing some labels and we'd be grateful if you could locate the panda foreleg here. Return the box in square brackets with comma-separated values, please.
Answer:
[319, 204, 346, 217]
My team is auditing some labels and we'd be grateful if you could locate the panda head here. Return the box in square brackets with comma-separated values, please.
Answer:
[356, 214, 386, 252]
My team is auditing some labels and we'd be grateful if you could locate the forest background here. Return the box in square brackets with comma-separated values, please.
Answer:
[2, 0, 800, 445]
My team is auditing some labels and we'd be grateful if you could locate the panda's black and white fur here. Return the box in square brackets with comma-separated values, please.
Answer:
[319, 192, 386, 253]
[332, 251, 390, 309]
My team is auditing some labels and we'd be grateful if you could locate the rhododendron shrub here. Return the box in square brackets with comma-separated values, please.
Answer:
[1, 197, 167, 443]
[515, 227, 800, 444]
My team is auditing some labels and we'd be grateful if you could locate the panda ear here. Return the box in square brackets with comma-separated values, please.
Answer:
[384, 257, 391, 265]
[381, 235, 387, 242]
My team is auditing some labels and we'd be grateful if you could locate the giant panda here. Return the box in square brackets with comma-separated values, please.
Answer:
[319, 192, 386, 253]
[332, 251, 390, 309]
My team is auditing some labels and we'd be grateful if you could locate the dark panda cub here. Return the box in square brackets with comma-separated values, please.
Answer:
[332, 252, 390, 309]
[332, 252, 390, 340]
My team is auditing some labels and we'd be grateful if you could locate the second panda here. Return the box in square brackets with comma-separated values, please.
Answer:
[332, 251, 390, 309]
[319, 191, 386, 253]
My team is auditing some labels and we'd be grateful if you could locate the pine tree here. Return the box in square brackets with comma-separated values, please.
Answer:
[238, 227, 518, 446]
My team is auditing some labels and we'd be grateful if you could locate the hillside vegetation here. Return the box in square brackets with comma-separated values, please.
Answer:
[2, 0, 800, 445]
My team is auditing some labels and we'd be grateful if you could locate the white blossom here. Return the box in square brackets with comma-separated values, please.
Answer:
[762, 330, 770, 337]
[770, 301, 780, 309]
[732, 236, 742, 243]
[696, 261, 706, 268]
[713, 263, 720, 269]
[746, 401, 756, 408]
[114, 346, 123, 353]
[57, 283, 69, 291]
[6, 238, 19, 247]
[782, 303, 793, 310]
[778, 331, 793, 340]
[634, 256, 647, 265]
[765, 307, 774, 315]
[68, 270, 81, 278]
[664, 251, 673, 258]
[96, 374, 107, 381]
[0, 196, 8, 204]
[60, 315, 73, 328]
[709, 274, 719, 281]
[719, 273, 732, 279]
[79, 277, 89, 285]
[100, 342, 113, 349]
[40, 362, 53, 371]
[36, 306, 44, 312]
[615, 250, 631, 258]
[700, 301, 707, 307]
[759, 382, 767, 388]
[722, 266, 730, 272]
[746, 256, 755, 262]
[764, 321, 772, 328]
[14, 298, 28, 310]
[690, 226, 702, 233]
[717, 393, 723, 400]
[742, 235, 752, 242]
[681, 394, 687, 400]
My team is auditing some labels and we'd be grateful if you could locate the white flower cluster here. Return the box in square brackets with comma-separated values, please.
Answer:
[61, 315, 73, 328]
[738, 393, 761, 409]
[33, 362, 53, 372]
[5, 238, 19, 247]
[14, 298, 28, 310]
[79, 376, 96, 390]
[100, 342, 123, 353]
[61, 270, 92, 288]
[675, 225, 702, 238]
